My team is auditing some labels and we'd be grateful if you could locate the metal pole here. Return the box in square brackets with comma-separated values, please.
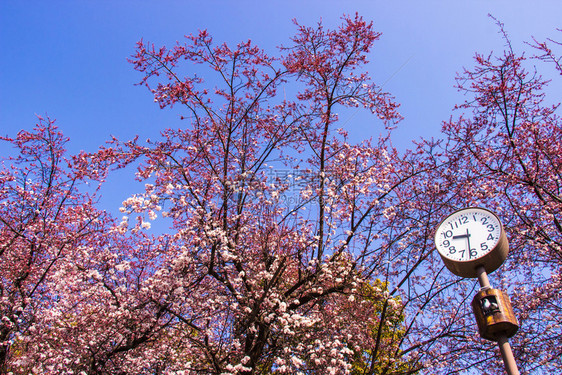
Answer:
[475, 265, 491, 290]
[474, 266, 520, 375]
[497, 335, 520, 375]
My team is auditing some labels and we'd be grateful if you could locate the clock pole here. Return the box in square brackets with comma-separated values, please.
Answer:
[475, 266, 520, 375]
[434, 208, 520, 375]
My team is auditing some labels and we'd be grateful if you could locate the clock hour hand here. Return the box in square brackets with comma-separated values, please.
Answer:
[452, 228, 471, 239]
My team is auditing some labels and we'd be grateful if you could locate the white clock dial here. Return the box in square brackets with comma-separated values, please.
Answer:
[435, 208, 502, 262]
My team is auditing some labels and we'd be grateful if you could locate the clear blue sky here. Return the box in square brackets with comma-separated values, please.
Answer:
[1, 1, 561, 212]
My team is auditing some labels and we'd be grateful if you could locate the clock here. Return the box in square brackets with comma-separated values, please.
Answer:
[434, 207, 509, 278]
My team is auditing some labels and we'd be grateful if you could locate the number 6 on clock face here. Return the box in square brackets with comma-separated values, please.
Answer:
[434, 207, 509, 278]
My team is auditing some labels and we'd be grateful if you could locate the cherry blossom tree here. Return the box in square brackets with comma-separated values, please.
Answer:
[117, 14, 418, 374]
[0, 119, 114, 373]
[60, 14, 450, 374]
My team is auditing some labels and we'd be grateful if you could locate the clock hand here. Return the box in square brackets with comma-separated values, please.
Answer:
[466, 228, 472, 260]
[452, 230, 472, 240]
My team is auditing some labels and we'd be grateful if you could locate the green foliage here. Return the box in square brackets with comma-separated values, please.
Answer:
[348, 279, 411, 375]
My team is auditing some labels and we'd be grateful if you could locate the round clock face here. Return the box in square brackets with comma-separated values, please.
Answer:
[435, 207, 502, 262]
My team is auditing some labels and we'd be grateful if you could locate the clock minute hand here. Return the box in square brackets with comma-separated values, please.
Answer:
[452, 229, 472, 259]
[465, 228, 472, 260]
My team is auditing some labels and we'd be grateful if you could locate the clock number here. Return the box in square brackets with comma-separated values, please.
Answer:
[487, 224, 495, 232]
[481, 217, 488, 225]
[448, 246, 456, 254]
[480, 243, 489, 251]
[443, 240, 450, 247]
[470, 249, 478, 258]
[444, 230, 453, 238]
[487, 234, 494, 241]
[450, 217, 469, 229]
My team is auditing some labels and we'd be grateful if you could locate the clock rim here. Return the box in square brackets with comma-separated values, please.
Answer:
[434, 207, 509, 278]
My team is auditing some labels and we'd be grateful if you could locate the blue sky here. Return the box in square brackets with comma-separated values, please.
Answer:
[1, 1, 561, 213]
